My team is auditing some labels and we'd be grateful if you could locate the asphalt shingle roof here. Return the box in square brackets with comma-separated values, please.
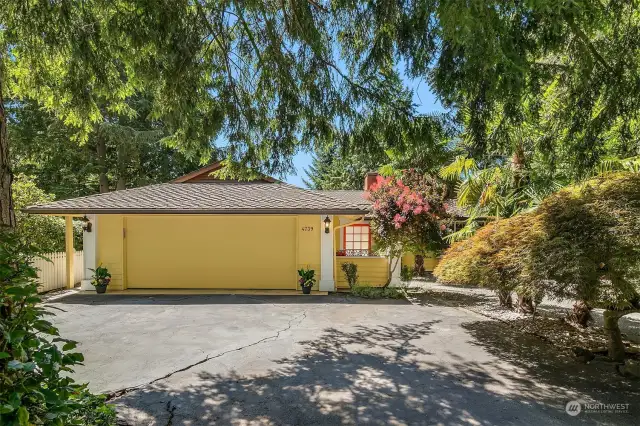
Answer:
[318, 190, 467, 217]
[24, 182, 369, 215]
[314, 190, 371, 208]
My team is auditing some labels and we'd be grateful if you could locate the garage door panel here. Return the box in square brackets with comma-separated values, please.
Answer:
[125, 216, 296, 289]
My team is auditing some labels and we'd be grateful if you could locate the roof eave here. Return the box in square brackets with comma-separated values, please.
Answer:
[22, 207, 369, 216]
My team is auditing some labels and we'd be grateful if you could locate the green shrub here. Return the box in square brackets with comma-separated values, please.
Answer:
[434, 213, 541, 309]
[435, 172, 640, 360]
[530, 172, 640, 361]
[350, 285, 405, 299]
[400, 265, 414, 282]
[13, 174, 83, 252]
[340, 262, 358, 288]
[0, 231, 115, 425]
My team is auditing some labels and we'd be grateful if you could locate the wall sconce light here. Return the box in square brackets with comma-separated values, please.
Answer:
[81, 215, 92, 233]
[323, 216, 331, 234]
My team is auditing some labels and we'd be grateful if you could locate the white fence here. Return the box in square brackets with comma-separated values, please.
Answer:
[33, 251, 84, 293]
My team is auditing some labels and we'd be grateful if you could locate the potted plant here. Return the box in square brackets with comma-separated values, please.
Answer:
[89, 264, 111, 294]
[297, 267, 316, 294]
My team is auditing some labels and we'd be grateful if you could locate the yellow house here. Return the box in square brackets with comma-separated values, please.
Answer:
[25, 164, 452, 292]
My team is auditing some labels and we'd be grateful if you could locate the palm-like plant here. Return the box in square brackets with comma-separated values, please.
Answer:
[440, 151, 560, 241]
[595, 156, 640, 175]
[440, 99, 567, 242]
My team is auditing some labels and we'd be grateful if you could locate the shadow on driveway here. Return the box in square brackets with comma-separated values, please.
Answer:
[115, 319, 638, 425]
[463, 321, 640, 404]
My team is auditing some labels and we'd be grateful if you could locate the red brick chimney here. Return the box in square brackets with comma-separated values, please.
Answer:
[364, 172, 379, 190]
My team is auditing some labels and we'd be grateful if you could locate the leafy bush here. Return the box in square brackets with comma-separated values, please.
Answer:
[400, 265, 414, 282]
[0, 231, 115, 425]
[340, 262, 358, 288]
[435, 172, 640, 360]
[530, 172, 640, 360]
[13, 174, 83, 253]
[350, 285, 405, 299]
[434, 214, 541, 309]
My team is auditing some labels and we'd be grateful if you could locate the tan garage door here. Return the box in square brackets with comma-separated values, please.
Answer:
[125, 216, 297, 289]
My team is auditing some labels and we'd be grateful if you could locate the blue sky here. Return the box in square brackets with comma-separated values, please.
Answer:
[284, 77, 445, 187]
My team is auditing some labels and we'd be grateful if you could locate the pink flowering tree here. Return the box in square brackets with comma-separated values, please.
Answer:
[367, 170, 450, 279]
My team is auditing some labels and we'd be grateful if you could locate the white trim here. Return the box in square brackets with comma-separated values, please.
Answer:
[80, 214, 97, 291]
[319, 215, 335, 291]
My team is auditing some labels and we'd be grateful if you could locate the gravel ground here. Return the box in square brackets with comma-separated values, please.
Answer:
[403, 280, 640, 344]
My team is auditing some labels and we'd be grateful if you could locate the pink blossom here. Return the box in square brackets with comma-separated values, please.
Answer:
[393, 213, 407, 229]
[402, 203, 411, 213]
[440, 224, 447, 231]
[413, 206, 423, 214]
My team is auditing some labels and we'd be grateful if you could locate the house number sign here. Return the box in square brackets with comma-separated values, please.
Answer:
[301, 226, 314, 231]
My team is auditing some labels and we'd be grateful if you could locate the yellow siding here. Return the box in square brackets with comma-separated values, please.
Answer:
[425, 257, 440, 271]
[124, 215, 297, 289]
[97, 215, 125, 291]
[336, 257, 388, 288]
[297, 215, 321, 290]
[402, 253, 440, 272]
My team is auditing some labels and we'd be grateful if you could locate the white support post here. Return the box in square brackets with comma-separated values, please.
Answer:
[80, 214, 97, 291]
[319, 215, 335, 291]
[65, 216, 75, 289]
[388, 256, 403, 287]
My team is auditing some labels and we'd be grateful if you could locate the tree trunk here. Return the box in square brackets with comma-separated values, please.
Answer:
[116, 142, 127, 190]
[497, 290, 512, 309]
[384, 255, 401, 288]
[414, 254, 425, 277]
[568, 301, 592, 327]
[96, 135, 109, 193]
[603, 310, 627, 362]
[0, 80, 16, 229]
[516, 294, 534, 314]
[602, 309, 640, 362]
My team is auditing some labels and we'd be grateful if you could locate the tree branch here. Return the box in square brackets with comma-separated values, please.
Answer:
[605, 308, 640, 319]
[564, 14, 612, 73]
[235, 8, 264, 70]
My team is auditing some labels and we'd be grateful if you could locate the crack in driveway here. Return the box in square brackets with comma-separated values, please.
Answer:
[106, 309, 307, 401]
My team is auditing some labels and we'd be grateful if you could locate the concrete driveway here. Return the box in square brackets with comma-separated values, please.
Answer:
[46, 294, 638, 425]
